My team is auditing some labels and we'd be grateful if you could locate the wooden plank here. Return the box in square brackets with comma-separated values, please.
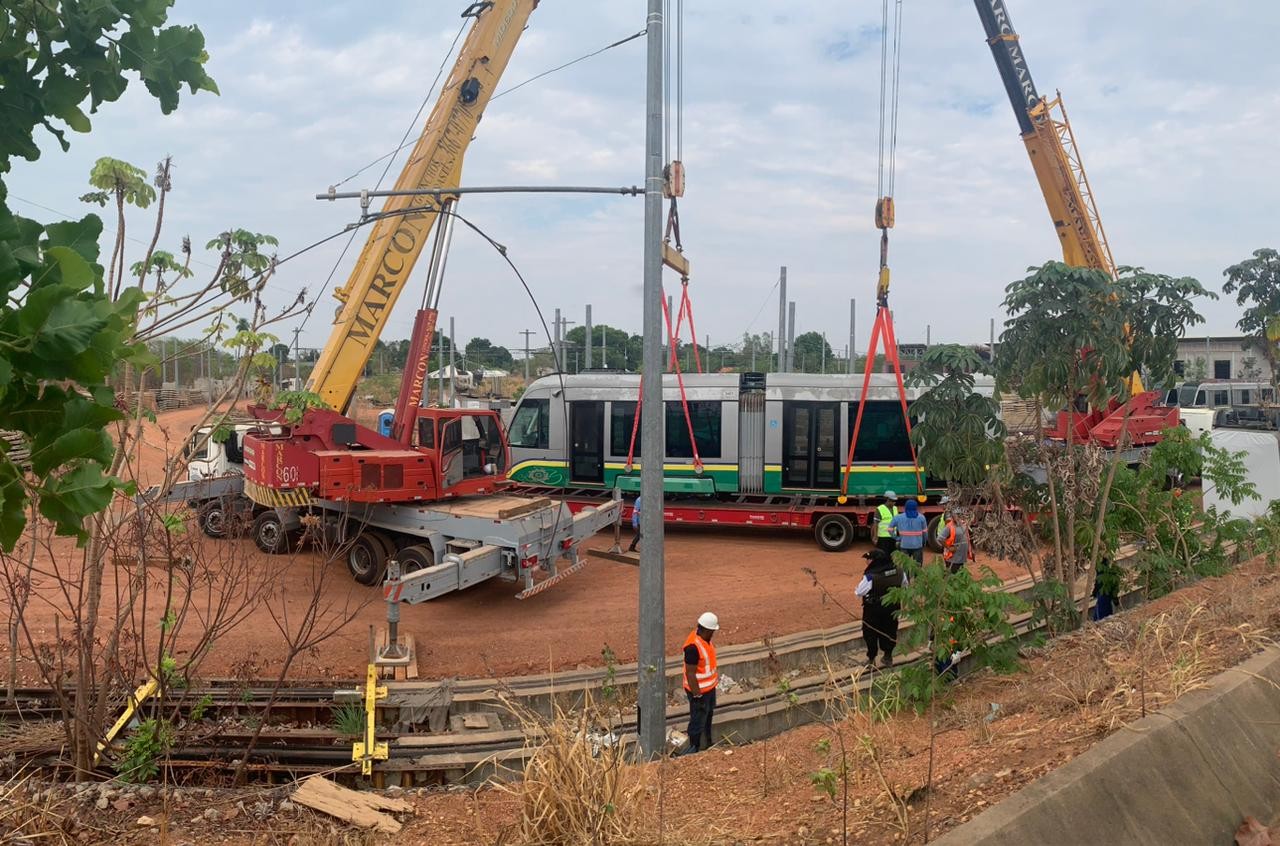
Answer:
[404, 635, 418, 679]
[589, 549, 640, 567]
[291, 776, 410, 834]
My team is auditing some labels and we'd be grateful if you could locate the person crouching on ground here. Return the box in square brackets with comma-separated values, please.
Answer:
[680, 612, 719, 755]
[855, 548, 906, 669]
[890, 498, 929, 563]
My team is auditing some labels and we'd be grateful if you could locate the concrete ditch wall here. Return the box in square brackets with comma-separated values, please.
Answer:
[935, 646, 1280, 846]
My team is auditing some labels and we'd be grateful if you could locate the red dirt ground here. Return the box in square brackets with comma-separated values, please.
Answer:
[4, 405, 1027, 684]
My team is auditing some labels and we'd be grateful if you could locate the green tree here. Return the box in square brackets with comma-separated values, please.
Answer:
[792, 331, 834, 373]
[1222, 248, 1280, 391]
[465, 337, 514, 370]
[995, 262, 1211, 619]
[906, 344, 1004, 487]
[0, 3, 217, 548]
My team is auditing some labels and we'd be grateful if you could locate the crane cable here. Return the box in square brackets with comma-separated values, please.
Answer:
[840, 0, 925, 502]
[626, 0, 704, 474]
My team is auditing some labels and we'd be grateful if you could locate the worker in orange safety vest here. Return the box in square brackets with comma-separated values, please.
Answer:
[679, 611, 720, 755]
[937, 502, 971, 574]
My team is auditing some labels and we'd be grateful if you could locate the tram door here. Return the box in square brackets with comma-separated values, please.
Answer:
[569, 401, 605, 483]
[782, 402, 839, 489]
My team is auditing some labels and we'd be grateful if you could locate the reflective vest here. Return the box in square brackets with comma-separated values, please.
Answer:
[876, 503, 898, 538]
[682, 630, 719, 694]
[941, 520, 969, 563]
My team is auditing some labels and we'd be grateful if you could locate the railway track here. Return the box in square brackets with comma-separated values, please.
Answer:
[2, 569, 1146, 788]
[5, 540, 1241, 787]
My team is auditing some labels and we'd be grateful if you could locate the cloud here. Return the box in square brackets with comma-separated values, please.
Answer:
[5, 0, 1279, 358]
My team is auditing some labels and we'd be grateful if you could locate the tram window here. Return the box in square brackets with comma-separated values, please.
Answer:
[508, 399, 549, 449]
[610, 402, 640, 456]
[847, 400, 916, 463]
[665, 401, 721, 458]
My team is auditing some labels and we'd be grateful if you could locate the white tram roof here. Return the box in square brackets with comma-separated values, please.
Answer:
[522, 372, 994, 402]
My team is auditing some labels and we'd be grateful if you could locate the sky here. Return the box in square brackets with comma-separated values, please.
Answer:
[8, 1, 1280, 359]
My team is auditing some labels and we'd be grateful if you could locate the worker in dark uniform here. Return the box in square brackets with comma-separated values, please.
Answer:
[855, 549, 907, 668]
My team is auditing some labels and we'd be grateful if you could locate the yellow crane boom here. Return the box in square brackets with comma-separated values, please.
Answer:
[307, 0, 538, 413]
[975, 0, 1115, 276]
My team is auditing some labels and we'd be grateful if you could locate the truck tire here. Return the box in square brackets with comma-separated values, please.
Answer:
[814, 513, 855, 553]
[198, 499, 232, 539]
[347, 535, 388, 586]
[396, 544, 434, 575]
[927, 515, 944, 552]
[252, 511, 292, 555]
[198, 496, 250, 539]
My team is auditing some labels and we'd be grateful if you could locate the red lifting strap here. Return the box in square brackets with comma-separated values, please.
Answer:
[840, 305, 923, 499]
[627, 287, 704, 473]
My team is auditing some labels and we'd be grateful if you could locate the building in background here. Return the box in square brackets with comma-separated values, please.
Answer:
[1174, 337, 1272, 383]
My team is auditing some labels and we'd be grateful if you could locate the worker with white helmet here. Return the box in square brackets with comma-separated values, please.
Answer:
[680, 611, 720, 755]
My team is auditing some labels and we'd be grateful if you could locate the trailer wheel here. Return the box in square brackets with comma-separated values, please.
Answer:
[252, 511, 292, 555]
[814, 514, 855, 553]
[926, 515, 944, 552]
[396, 544, 434, 575]
[348, 535, 388, 586]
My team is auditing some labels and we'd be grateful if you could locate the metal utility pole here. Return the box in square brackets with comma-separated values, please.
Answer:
[638, 0, 666, 760]
[777, 266, 787, 373]
[519, 329, 534, 382]
[926, 324, 931, 348]
[849, 299, 856, 374]
[821, 332, 827, 373]
[292, 327, 302, 387]
[786, 301, 796, 372]
[584, 304, 593, 370]
[601, 324, 608, 369]
[990, 317, 997, 366]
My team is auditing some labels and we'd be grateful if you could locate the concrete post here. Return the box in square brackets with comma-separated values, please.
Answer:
[990, 317, 996, 366]
[449, 316, 457, 405]
[787, 301, 796, 372]
[638, 0, 667, 760]
[777, 266, 787, 372]
[585, 304, 593, 370]
[553, 307, 562, 372]
[849, 298, 856, 374]
[927, 324, 931, 348]
[602, 324, 608, 369]
[520, 329, 533, 382]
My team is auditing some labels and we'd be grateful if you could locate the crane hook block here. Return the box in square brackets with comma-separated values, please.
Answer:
[875, 196, 895, 230]
[663, 161, 685, 199]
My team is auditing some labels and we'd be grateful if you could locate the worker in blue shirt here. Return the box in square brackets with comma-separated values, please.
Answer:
[889, 499, 929, 563]
[628, 495, 642, 553]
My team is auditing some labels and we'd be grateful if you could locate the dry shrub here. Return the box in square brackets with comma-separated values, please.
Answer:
[0, 720, 65, 757]
[1, 768, 78, 844]
[497, 692, 649, 846]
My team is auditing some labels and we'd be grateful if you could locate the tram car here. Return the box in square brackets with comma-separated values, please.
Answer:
[506, 371, 996, 500]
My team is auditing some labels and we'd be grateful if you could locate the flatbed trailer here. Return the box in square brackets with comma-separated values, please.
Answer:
[143, 477, 621, 602]
[513, 484, 950, 553]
